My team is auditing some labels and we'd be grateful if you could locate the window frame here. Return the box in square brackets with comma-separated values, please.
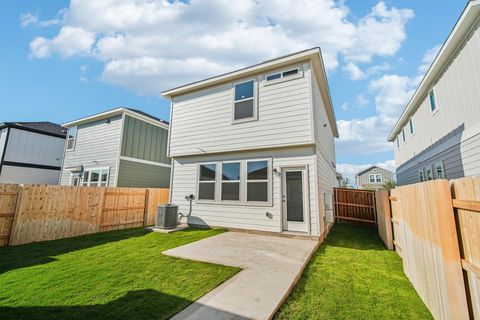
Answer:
[375, 174, 382, 183]
[402, 128, 406, 144]
[419, 170, 425, 182]
[197, 163, 218, 202]
[66, 126, 78, 151]
[396, 137, 400, 148]
[220, 161, 241, 203]
[429, 88, 438, 114]
[81, 167, 110, 187]
[264, 66, 303, 86]
[232, 79, 258, 124]
[426, 166, 434, 181]
[369, 174, 376, 183]
[196, 158, 272, 207]
[435, 161, 445, 179]
[409, 118, 414, 136]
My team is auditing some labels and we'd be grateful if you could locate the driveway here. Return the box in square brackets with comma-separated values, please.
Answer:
[163, 231, 318, 320]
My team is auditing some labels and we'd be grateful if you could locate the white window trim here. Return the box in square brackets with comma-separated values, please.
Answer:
[264, 66, 304, 86]
[66, 126, 78, 151]
[429, 88, 439, 115]
[435, 161, 445, 179]
[220, 161, 242, 203]
[196, 162, 218, 203]
[369, 174, 376, 183]
[196, 158, 272, 207]
[419, 170, 425, 182]
[69, 173, 81, 186]
[425, 166, 434, 181]
[82, 167, 110, 187]
[375, 174, 382, 183]
[231, 79, 258, 124]
[409, 118, 415, 136]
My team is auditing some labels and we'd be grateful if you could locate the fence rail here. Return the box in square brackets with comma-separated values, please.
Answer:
[375, 177, 480, 320]
[0, 184, 169, 247]
[333, 188, 376, 225]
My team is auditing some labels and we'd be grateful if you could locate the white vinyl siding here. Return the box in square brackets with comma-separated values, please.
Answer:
[171, 146, 320, 236]
[60, 115, 122, 186]
[394, 21, 480, 168]
[356, 167, 395, 189]
[169, 63, 313, 157]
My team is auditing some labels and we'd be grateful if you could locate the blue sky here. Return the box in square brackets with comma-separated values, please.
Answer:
[0, 0, 467, 183]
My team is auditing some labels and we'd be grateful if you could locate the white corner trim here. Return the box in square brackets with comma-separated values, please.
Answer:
[119, 156, 172, 168]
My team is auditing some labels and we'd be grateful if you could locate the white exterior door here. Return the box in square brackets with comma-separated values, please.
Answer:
[282, 167, 308, 233]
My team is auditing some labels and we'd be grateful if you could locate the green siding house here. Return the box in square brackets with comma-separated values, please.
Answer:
[60, 108, 170, 188]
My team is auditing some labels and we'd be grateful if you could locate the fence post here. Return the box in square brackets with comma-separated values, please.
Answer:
[96, 187, 106, 232]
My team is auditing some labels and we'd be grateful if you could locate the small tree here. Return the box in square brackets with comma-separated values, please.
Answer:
[339, 177, 351, 188]
[382, 180, 396, 190]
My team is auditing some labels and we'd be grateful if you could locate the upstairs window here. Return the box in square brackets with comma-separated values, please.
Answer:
[369, 174, 375, 183]
[198, 163, 216, 200]
[419, 170, 425, 182]
[396, 137, 399, 148]
[426, 166, 433, 181]
[375, 174, 382, 183]
[429, 89, 437, 113]
[402, 128, 406, 143]
[435, 162, 445, 179]
[233, 80, 256, 122]
[66, 126, 77, 151]
[409, 118, 414, 135]
[266, 68, 299, 82]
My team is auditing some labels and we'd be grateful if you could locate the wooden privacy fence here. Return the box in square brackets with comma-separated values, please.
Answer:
[0, 184, 169, 246]
[375, 178, 480, 320]
[333, 188, 376, 225]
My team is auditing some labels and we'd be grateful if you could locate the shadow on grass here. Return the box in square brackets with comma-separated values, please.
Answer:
[0, 227, 152, 275]
[325, 224, 386, 251]
[0, 289, 248, 320]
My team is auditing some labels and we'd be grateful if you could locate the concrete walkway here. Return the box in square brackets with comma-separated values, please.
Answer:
[163, 231, 318, 320]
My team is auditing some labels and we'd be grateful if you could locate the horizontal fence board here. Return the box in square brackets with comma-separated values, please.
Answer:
[0, 184, 169, 246]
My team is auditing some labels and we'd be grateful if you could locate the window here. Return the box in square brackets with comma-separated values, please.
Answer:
[369, 174, 376, 183]
[429, 89, 437, 112]
[233, 80, 255, 122]
[221, 162, 240, 201]
[266, 68, 299, 82]
[409, 118, 414, 135]
[198, 163, 216, 200]
[369, 174, 382, 183]
[81, 168, 109, 187]
[197, 159, 271, 205]
[396, 137, 399, 148]
[426, 166, 433, 181]
[70, 174, 81, 186]
[375, 174, 382, 183]
[419, 170, 425, 182]
[66, 126, 77, 150]
[435, 162, 445, 179]
[247, 160, 268, 202]
[402, 128, 406, 143]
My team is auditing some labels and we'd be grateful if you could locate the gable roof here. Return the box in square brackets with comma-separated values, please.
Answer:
[0, 121, 66, 138]
[162, 47, 339, 137]
[356, 165, 394, 177]
[388, 0, 480, 141]
[62, 107, 169, 129]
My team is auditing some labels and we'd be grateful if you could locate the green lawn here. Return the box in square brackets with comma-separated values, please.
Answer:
[276, 224, 432, 320]
[0, 227, 240, 320]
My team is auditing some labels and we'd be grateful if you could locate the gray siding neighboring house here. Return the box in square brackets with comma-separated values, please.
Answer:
[162, 48, 339, 238]
[356, 166, 395, 190]
[0, 122, 66, 184]
[389, 1, 480, 186]
[59, 108, 170, 188]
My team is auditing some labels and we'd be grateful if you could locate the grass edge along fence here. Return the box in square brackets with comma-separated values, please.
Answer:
[0, 184, 169, 246]
[375, 178, 480, 320]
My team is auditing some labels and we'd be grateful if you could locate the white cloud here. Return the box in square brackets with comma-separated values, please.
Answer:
[20, 13, 39, 27]
[418, 44, 441, 74]
[20, 10, 65, 28]
[343, 62, 365, 80]
[355, 94, 369, 107]
[337, 159, 395, 187]
[340, 102, 349, 111]
[27, 0, 414, 95]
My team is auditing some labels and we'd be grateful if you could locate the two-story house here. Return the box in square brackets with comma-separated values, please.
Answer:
[355, 165, 395, 190]
[388, 0, 480, 186]
[162, 48, 339, 238]
[0, 122, 66, 184]
[59, 107, 170, 188]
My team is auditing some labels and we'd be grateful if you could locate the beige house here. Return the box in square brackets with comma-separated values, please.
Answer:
[162, 48, 338, 238]
[388, 1, 480, 186]
[355, 166, 395, 190]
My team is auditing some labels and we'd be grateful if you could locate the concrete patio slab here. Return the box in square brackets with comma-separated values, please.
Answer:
[163, 231, 319, 320]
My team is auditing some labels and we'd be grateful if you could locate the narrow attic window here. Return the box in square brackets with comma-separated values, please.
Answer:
[429, 89, 437, 112]
[66, 126, 77, 151]
[409, 118, 414, 135]
[402, 128, 406, 143]
[233, 80, 256, 122]
[265, 68, 299, 82]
